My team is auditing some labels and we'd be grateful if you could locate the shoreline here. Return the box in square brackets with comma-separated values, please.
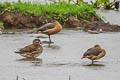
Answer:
[0, 1, 120, 32]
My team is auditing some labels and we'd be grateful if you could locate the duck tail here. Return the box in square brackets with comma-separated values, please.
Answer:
[81, 56, 86, 59]
[38, 27, 47, 31]
[81, 57, 84, 59]
[14, 51, 21, 54]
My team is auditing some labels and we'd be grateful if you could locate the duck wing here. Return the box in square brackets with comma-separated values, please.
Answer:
[83, 48, 100, 56]
[15, 48, 27, 54]
[37, 23, 55, 31]
[15, 45, 34, 54]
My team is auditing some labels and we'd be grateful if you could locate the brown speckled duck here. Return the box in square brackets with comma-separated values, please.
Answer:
[15, 39, 43, 58]
[36, 20, 62, 43]
[81, 45, 106, 64]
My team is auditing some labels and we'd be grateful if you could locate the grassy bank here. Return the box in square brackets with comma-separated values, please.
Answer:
[0, 1, 98, 22]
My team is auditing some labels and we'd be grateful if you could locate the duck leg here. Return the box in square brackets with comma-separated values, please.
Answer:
[48, 35, 51, 43]
[92, 60, 94, 64]
[48, 35, 54, 43]
[41, 35, 54, 44]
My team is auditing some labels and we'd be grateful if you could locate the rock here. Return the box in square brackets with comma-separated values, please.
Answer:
[87, 30, 100, 34]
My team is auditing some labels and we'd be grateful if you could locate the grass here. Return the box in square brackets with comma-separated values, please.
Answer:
[0, 1, 99, 22]
[0, 21, 3, 26]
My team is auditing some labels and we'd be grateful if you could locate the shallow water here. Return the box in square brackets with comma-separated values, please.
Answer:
[97, 9, 120, 25]
[0, 30, 120, 80]
[0, 0, 120, 80]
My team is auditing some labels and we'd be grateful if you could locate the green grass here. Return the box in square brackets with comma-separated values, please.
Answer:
[0, 1, 98, 22]
[0, 21, 3, 26]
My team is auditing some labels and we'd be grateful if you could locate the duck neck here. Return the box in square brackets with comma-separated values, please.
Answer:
[34, 44, 40, 47]
[54, 21, 62, 29]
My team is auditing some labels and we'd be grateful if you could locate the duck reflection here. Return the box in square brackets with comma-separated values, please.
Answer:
[43, 45, 61, 50]
[82, 63, 105, 70]
[41, 41, 54, 47]
[83, 63, 105, 67]
[17, 57, 42, 61]
[16, 58, 43, 66]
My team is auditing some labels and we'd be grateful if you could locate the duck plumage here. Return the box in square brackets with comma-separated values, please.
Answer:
[38, 20, 62, 34]
[15, 39, 43, 58]
[82, 45, 106, 64]
[83, 48, 102, 57]
[36, 20, 62, 43]
[38, 23, 55, 31]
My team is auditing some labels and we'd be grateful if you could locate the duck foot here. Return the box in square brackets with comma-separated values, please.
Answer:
[41, 41, 54, 44]
[91, 60, 99, 64]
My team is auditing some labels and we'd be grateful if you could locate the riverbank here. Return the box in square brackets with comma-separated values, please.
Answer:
[0, 1, 120, 32]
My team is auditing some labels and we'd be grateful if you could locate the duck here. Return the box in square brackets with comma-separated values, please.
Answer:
[15, 39, 43, 58]
[81, 44, 106, 64]
[36, 20, 62, 43]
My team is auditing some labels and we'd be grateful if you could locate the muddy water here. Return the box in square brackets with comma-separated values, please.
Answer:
[0, 0, 120, 80]
[0, 30, 120, 80]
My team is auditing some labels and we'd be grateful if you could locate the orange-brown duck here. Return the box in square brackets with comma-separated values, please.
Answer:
[36, 20, 62, 43]
[15, 39, 43, 58]
[81, 45, 106, 64]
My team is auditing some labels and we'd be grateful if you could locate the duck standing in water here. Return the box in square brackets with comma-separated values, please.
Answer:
[36, 20, 62, 43]
[15, 39, 43, 58]
[81, 45, 106, 64]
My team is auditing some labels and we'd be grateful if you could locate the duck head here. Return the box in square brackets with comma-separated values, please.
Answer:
[33, 39, 41, 46]
[94, 44, 101, 52]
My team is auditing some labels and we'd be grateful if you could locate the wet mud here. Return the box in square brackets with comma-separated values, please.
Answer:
[1, 11, 120, 32]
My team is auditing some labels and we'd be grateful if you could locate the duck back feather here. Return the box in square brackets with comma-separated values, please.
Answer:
[83, 48, 101, 56]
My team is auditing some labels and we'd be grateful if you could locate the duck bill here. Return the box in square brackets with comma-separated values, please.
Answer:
[81, 56, 86, 59]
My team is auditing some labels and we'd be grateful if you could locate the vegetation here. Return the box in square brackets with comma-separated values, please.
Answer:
[0, 0, 98, 22]
[95, 0, 110, 7]
[0, 21, 3, 26]
[92, 0, 118, 9]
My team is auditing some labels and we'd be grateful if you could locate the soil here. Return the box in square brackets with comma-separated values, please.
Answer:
[0, 11, 120, 32]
